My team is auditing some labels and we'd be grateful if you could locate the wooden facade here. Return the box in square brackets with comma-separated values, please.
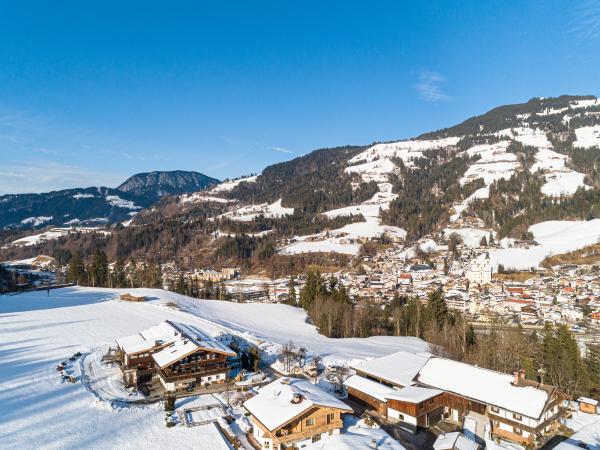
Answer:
[444, 392, 486, 415]
[254, 405, 347, 448]
[156, 349, 229, 387]
[388, 392, 446, 427]
[346, 386, 387, 416]
[117, 341, 233, 389]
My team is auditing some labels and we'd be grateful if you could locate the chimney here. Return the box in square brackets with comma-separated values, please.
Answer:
[370, 438, 378, 449]
[513, 369, 526, 385]
[291, 393, 303, 404]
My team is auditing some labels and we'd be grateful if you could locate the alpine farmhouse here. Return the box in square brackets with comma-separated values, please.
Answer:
[115, 320, 236, 392]
[345, 351, 565, 446]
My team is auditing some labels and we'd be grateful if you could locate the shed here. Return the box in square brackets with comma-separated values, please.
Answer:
[119, 293, 146, 302]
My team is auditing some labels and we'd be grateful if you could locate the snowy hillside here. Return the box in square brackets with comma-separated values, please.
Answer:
[0, 287, 427, 449]
[272, 95, 600, 256]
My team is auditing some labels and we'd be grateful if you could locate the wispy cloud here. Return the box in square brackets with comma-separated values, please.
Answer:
[0, 160, 126, 194]
[414, 71, 451, 103]
[568, 0, 600, 39]
[270, 146, 295, 154]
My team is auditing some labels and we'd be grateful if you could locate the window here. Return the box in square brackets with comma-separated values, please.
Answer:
[513, 427, 522, 435]
[493, 420, 500, 428]
[264, 442, 270, 449]
[326, 413, 335, 424]
[512, 413, 523, 421]
[418, 402, 424, 409]
[311, 435, 321, 443]
[429, 398, 435, 405]
[306, 418, 315, 426]
[490, 406, 499, 413]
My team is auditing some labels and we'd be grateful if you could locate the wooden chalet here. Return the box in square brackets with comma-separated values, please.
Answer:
[115, 320, 236, 391]
[244, 378, 352, 450]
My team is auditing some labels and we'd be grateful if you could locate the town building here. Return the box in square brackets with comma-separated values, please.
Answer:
[466, 253, 492, 285]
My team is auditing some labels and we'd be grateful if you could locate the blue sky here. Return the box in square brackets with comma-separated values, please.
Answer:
[1, 0, 599, 194]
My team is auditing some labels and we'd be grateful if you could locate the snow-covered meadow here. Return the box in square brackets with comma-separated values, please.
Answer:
[0, 287, 427, 449]
[489, 219, 600, 270]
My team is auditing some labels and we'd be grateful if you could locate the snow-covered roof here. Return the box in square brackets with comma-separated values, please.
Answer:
[153, 337, 235, 368]
[344, 375, 397, 402]
[386, 385, 443, 404]
[344, 375, 442, 404]
[116, 320, 235, 365]
[116, 321, 192, 354]
[351, 350, 430, 388]
[578, 397, 598, 406]
[243, 378, 352, 432]
[304, 432, 406, 450]
[417, 357, 549, 418]
[433, 432, 479, 450]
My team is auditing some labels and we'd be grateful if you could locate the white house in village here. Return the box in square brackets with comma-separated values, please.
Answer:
[466, 253, 493, 285]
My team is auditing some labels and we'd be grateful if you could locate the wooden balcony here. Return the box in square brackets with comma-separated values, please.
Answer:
[272, 421, 343, 445]
[156, 364, 228, 383]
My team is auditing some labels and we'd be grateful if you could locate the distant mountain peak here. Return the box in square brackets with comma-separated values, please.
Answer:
[117, 170, 220, 202]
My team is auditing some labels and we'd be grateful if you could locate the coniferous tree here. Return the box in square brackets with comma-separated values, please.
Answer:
[67, 251, 86, 285]
[288, 275, 297, 305]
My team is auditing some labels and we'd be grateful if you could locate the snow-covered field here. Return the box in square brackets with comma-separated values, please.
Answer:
[532, 148, 588, 196]
[105, 195, 141, 210]
[0, 287, 427, 449]
[219, 199, 293, 222]
[4, 227, 111, 248]
[21, 216, 53, 226]
[210, 175, 258, 193]
[574, 125, 600, 149]
[461, 140, 519, 186]
[443, 227, 495, 248]
[489, 219, 600, 270]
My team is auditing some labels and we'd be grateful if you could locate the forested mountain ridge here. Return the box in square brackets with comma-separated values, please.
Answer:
[3, 95, 600, 269]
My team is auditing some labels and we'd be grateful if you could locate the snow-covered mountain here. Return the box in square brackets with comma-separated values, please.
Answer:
[4, 96, 600, 265]
[183, 95, 600, 257]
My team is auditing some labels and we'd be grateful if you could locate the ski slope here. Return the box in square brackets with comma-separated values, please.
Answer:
[0, 287, 427, 449]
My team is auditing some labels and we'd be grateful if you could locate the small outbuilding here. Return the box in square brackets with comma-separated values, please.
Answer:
[119, 293, 146, 302]
[578, 397, 598, 414]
